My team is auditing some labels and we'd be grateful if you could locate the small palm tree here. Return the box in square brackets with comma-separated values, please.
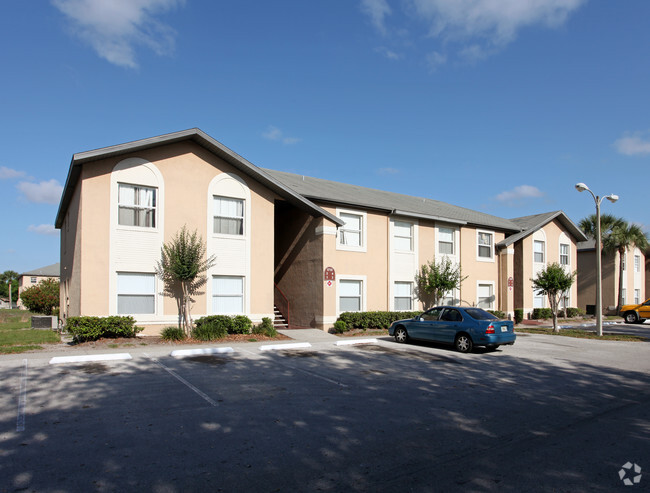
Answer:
[606, 221, 649, 312]
[578, 213, 622, 244]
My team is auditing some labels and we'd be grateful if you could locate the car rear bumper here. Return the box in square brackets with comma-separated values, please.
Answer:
[475, 333, 516, 346]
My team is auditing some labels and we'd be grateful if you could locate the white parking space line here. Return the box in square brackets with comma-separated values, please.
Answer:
[16, 359, 27, 432]
[171, 347, 234, 357]
[259, 342, 312, 351]
[335, 338, 377, 346]
[144, 353, 219, 407]
[49, 353, 132, 364]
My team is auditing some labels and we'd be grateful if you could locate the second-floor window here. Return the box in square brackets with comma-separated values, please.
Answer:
[393, 221, 413, 251]
[213, 196, 244, 235]
[534, 240, 545, 263]
[118, 184, 156, 228]
[340, 212, 363, 247]
[560, 244, 570, 266]
[635, 255, 641, 272]
[438, 227, 454, 255]
[477, 231, 493, 259]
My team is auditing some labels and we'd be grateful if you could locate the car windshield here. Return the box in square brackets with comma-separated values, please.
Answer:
[464, 308, 498, 321]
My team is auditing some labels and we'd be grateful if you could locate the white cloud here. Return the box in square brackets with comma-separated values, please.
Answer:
[0, 166, 27, 180]
[614, 132, 650, 156]
[16, 180, 64, 205]
[262, 126, 301, 145]
[426, 51, 447, 71]
[52, 0, 185, 68]
[361, 0, 586, 63]
[360, 0, 392, 34]
[28, 224, 59, 236]
[496, 185, 544, 203]
[376, 47, 402, 60]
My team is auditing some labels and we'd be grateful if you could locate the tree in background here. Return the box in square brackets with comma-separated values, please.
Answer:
[606, 221, 649, 312]
[578, 213, 622, 244]
[19, 278, 60, 315]
[155, 226, 216, 335]
[415, 257, 467, 310]
[0, 270, 19, 303]
[532, 263, 576, 333]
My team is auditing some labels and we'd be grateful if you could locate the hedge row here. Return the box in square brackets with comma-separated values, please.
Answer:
[336, 311, 421, 331]
[192, 315, 253, 340]
[531, 307, 584, 320]
[65, 316, 143, 342]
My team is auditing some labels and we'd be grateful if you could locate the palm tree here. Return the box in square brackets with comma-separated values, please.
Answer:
[578, 213, 622, 244]
[606, 221, 649, 312]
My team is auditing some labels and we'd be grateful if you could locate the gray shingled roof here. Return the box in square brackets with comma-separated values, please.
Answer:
[497, 211, 588, 248]
[21, 263, 60, 277]
[264, 169, 521, 232]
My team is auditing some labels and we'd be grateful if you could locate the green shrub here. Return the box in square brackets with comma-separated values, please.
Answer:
[514, 309, 524, 324]
[559, 307, 584, 318]
[532, 308, 553, 320]
[337, 311, 421, 330]
[488, 310, 506, 319]
[333, 320, 348, 334]
[192, 315, 254, 340]
[161, 326, 186, 341]
[253, 317, 277, 337]
[19, 278, 60, 315]
[65, 316, 142, 343]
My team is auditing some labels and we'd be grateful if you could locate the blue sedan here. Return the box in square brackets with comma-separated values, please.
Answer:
[388, 306, 516, 353]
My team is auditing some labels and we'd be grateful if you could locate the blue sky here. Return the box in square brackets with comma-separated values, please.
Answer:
[1, 0, 649, 274]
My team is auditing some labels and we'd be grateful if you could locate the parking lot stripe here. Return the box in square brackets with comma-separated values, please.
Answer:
[16, 359, 27, 432]
[259, 342, 312, 351]
[49, 353, 132, 364]
[144, 353, 219, 407]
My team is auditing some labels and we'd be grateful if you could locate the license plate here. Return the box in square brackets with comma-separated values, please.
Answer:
[501, 327, 508, 332]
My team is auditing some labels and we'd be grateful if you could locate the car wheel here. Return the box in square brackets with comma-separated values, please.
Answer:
[455, 334, 473, 353]
[624, 311, 639, 324]
[394, 326, 408, 343]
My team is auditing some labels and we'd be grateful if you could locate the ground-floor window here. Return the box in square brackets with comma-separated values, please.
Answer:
[477, 283, 494, 309]
[394, 281, 413, 310]
[213, 276, 244, 314]
[533, 289, 545, 308]
[635, 289, 641, 304]
[117, 272, 155, 314]
[340, 279, 363, 312]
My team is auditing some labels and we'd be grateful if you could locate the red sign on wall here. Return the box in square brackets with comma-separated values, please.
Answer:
[324, 267, 335, 281]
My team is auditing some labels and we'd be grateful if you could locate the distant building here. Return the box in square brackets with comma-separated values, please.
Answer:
[18, 263, 60, 309]
[577, 240, 646, 314]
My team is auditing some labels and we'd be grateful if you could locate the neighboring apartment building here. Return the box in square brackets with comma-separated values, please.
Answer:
[54, 129, 587, 333]
[577, 240, 646, 314]
[17, 263, 60, 309]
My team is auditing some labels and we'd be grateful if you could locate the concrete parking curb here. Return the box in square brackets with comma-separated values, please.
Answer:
[260, 342, 312, 351]
[335, 338, 377, 346]
[49, 353, 132, 364]
[171, 347, 234, 357]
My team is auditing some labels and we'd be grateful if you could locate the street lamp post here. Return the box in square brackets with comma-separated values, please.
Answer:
[575, 183, 619, 336]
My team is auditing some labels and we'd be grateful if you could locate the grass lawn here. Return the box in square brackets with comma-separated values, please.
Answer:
[0, 309, 60, 353]
[515, 326, 645, 341]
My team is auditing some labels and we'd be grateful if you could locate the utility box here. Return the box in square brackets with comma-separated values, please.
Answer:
[31, 316, 58, 330]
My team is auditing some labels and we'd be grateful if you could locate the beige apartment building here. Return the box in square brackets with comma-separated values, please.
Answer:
[17, 263, 60, 309]
[577, 240, 646, 314]
[55, 129, 587, 333]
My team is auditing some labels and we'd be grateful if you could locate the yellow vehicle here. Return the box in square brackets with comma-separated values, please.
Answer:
[620, 298, 650, 324]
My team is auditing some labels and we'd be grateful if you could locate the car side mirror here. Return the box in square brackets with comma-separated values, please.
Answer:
[417, 317, 424, 322]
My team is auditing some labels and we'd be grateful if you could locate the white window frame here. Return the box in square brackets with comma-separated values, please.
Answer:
[213, 196, 245, 236]
[437, 226, 456, 256]
[477, 230, 494, 262]
[393, 220, 414, 252]
[393, 281, 413, 311]
[337, 209, 367, 252]
[337, 276, 366, 314]
[634, 255, 640, 273]
[560, 243, 570, 266]
[635, 289, 641, 304]
[533, 288, 545, 308]
[534, 240, 545, 264]
[476, 281, 495, 309]
[117, 272, 156, 315]
[117, 183, 157, 229]
[212, 276, 244, 315]
[621, 288, 626, 304]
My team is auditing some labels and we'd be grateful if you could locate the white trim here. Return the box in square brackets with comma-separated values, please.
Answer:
[476, 280, 496, 309]
[315, 225, 337, 236]
[476, 229, 495, 262]
[436, 224, 459, 259]
[316, 315, 338, 325]
[337, 275, 367, 314]
[336, 208, 367, 253]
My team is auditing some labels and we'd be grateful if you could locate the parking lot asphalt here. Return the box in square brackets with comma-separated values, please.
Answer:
[1, 330, 648, 492]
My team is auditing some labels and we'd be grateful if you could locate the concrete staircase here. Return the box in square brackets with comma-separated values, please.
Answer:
[273, 305, 288, 329]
